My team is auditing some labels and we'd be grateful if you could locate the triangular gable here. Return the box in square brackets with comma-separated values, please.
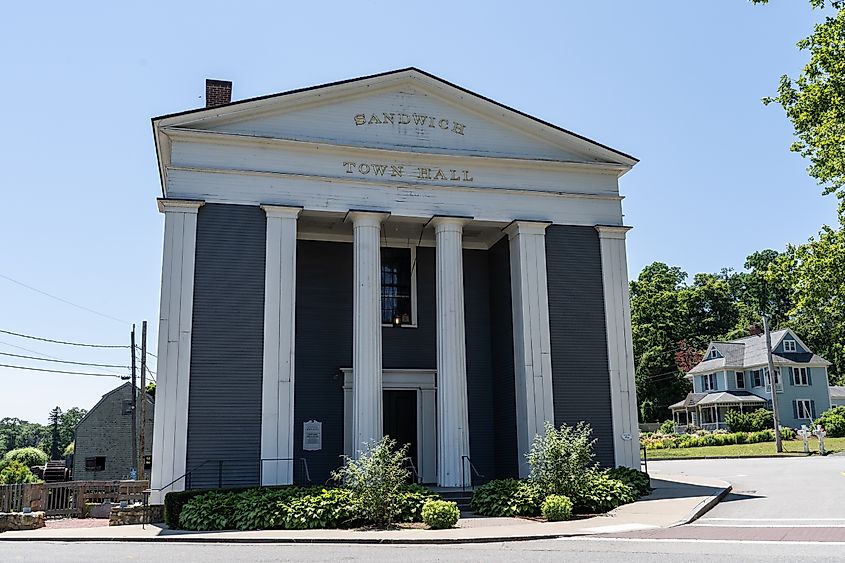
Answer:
[154, 68, 637, 166]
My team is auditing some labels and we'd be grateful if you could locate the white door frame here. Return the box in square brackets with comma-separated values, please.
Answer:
[342, 368, 437, 483]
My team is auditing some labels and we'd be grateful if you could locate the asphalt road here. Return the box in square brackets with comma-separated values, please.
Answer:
[0, 538, 843, 563]
[617, 456, 845, 543]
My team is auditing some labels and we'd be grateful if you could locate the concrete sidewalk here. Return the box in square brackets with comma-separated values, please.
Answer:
[0, 474, 730, 544]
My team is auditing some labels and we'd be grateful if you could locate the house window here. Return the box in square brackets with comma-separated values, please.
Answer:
[752, 369, 763, 387]
[702, 373, 717, 391]
[764, 368, 783, 392]
[783, 340, 797, 352]
[795, 399, 814, 420]
[735, 371, 745, 389]
[122, 399, 133, 415]
[381, 247, 415, 326]
[708, 349, 719, 360]
[85, 457, 106, 472]
[792, 367, 809, 386]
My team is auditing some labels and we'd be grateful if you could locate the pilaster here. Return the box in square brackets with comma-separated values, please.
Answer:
[504, 220, 555, 477]
[596, 225, 640, 469]
[260, 205, 302, 485]
[150, 198, 203, 504]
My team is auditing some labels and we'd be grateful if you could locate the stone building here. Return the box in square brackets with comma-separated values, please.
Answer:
[73, 382, 154, 481]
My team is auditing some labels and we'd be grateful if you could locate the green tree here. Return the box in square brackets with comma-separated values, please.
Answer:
[58, 407, 87, 455]
[754, 1, 845, 199]
[768, 223, 845, 383]
[48, 406, 62, 459]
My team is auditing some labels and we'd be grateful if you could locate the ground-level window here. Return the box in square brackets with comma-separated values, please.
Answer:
[794, 399, 815, 420]
[85, 456, 106, 472]
[735, 371, 745, 389]
[791, 367, 810, 386]
[381, 247, 415, 326]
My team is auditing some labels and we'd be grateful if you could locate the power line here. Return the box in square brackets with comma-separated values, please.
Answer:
[0, 272, 130, 325]
[0, 351, 130, 369]
[136, 345, 156, 358]
[0, 329, 129, 349]
[0, 338, 125, 379]
[0, 363, 125, 378]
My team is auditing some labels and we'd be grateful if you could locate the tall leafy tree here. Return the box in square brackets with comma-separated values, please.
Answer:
[754, 0, 845, 199]
[48, 407, 62, 460]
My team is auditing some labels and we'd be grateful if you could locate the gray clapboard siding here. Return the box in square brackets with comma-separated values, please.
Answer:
[488, 237, 519, 479]
[187, 203, 266, 488]
[546, 225, 615, 467]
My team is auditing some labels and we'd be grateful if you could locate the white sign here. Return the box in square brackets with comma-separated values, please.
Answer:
[303, 420, 322, 452]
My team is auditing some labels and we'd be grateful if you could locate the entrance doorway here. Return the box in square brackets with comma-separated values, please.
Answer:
[383, 390, 418, 476]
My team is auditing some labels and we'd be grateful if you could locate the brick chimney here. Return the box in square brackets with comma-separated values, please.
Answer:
[205, 79, 232, 108]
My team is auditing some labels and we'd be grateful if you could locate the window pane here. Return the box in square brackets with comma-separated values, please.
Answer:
[381, 248, 412, 324]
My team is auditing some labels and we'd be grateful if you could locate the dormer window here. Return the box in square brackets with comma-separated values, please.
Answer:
[708, 349, 719, 360]
[783, 340, 797, 352]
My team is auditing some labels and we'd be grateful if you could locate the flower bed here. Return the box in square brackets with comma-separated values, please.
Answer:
[641, 428, 796, 450]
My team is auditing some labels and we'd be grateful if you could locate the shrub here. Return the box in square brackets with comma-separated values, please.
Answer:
[0, 461, 40, 484]
[470, 479, 543, 517]
[284, 488, 359, 529]
[2, 447, 48, 469]
[394, 484, 440, 522]
[815, 406, 845, 437]
[331, 436, 410, 527]
[658, 420, 675, 434]
[606, 467, 651, 497]
[526, 421, 596, 499]
[421, 499, 460, 529]
[541, 494, 573, 521]
[573, 473, 636, 514]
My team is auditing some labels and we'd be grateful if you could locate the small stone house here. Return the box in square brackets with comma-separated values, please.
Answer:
[73, 382, 154, 481]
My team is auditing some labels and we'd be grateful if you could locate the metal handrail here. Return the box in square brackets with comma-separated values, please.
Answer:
[403, 456, 421, 484]
[461, 455, 485, 491]
[258, 458, 313, 487]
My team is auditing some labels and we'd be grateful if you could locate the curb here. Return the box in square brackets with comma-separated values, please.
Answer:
[668, 482, 732, 527]
[649, 454, 808, 461]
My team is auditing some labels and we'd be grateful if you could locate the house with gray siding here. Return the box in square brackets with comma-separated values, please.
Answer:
[73, 382, 154, 481]
[148, 69, 641, 503]
[671, 329, 832, 431]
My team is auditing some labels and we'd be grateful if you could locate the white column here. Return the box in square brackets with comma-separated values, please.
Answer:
[349, 211, 389, 453]
[150, 198, 203, 504]
[432, 216, 471, 487]
[260, 205, 302, 485]
[596, 225, 640, 469]
[505, 221, 556, 478]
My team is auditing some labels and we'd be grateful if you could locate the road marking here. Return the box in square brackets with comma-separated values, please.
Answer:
[557, 537, 845, 546]
[690, 523, 845, 528]
[580, 524, 658, 533]
[700, 518, 845, 522]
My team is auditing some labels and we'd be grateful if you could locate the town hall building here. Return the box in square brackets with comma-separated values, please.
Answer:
[149, 69, 640, 502]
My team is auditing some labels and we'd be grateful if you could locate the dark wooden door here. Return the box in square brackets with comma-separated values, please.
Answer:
[383, 390, 418, 475]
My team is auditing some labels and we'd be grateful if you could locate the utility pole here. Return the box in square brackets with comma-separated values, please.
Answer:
[139, 320, 147, 481]
[130, 324, 138, 477]
[763, 314, 783, 453]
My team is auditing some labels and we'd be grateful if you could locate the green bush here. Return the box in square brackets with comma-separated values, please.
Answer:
[394, 484, 440, 522]
[659, 420, 675, 434]
[165, 486, 251, 528]
[526, 421, 597, 499]
[470, 479, 543, 517]
[606, 467, 651, 497]
[0, 461, 41, 484]
[573, 473, 636, 514]
[541, 494, 573, 521]
[815, 406, 845, 437]
[331, 437, 410, 527]
[725, 409, 774, 433]
[284, 488, 359, 529]
[2, 447, 48, 469]
[421, 499, 460, 529]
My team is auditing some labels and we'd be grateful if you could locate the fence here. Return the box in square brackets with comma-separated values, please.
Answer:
[0, 480, 149, 517]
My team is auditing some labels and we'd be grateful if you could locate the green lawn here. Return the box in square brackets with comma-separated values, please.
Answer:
[645, 437, 845, 460]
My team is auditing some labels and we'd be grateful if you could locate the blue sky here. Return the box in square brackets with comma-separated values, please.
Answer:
[0, 1, 838, 423]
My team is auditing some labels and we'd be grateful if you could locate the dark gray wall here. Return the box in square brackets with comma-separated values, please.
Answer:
[293, 240, 352, 484]
[186, 203, 266, 488]
[488, 237, 518, 479]
[545, 225, 615, 467]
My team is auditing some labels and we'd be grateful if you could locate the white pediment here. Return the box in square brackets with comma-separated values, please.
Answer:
[156, 69, 636, 167]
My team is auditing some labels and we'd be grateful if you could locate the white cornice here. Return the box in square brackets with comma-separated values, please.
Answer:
[156, 198, 204, 213]
[161, 127, 632, 177]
